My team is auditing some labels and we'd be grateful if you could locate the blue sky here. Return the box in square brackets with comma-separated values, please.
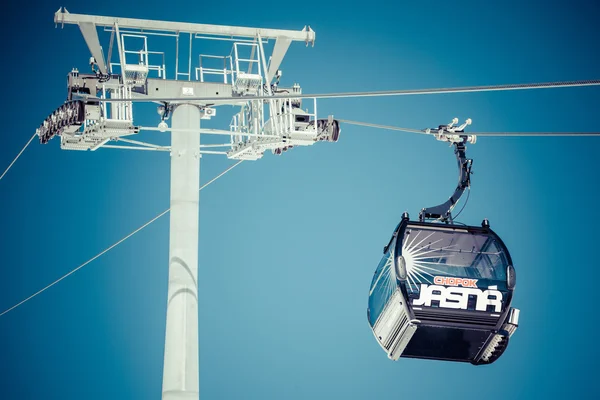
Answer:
[1, 0, 599, 399]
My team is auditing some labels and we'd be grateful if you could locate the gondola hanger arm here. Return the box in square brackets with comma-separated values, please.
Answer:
[419, 119, 474, 223]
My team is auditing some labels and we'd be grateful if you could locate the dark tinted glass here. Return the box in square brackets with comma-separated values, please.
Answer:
[368, 239, 397, 326]
[399, 225, 509, 293]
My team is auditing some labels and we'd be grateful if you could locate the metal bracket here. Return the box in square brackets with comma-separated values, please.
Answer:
[419, 126, 474, 223]
[425, 118, 476, 145]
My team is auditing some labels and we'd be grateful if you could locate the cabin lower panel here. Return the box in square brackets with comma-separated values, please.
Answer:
[402, 326, 490, 362]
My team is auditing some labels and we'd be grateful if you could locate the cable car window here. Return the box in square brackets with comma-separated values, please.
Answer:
[368, 244, 396, 326]
[399, 226, 509, 291]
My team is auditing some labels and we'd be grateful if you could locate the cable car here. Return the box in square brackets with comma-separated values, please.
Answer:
[367, 120, 519, 365]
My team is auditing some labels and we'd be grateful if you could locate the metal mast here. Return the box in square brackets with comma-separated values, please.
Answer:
[164, 104, 201, 399]
[41, 8, 339, 399]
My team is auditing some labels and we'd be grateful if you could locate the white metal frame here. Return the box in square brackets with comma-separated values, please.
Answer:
[62, 13, 327, 159]
[52, 8, 317, 400]
[195, 54, 233, 83]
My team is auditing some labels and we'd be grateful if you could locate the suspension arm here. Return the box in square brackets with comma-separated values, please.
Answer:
[419, 139, 472, 223]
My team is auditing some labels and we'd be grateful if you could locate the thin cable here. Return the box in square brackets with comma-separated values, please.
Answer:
[452, 187, 470, 222]
[0, 210, 170, 318]
[0, 133, 37, 181]
[467, 132, 600, 137]
[102, 79, 600, 103]
[0, 160, 244, 318]
[337, 119, 426, 135]
[339, 119, 600, 137]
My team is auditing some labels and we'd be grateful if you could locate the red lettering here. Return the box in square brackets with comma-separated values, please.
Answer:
[433, 276, 478, 288]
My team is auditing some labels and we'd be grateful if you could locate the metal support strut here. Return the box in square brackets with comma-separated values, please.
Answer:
[163, 104, 201, 400]
[419, 138, 473, 223]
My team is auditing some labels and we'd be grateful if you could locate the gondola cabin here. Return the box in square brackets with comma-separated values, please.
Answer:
[367, 215, 519, 365]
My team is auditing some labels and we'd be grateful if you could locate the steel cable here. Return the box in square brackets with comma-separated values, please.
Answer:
[0, 160, 244, 317]
[0, 133, 37, 182]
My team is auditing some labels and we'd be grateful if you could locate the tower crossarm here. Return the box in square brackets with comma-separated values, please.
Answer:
[54, 8, 315, 44]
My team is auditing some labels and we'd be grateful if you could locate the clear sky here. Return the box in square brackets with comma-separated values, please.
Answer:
[1, 0, 599, 399]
